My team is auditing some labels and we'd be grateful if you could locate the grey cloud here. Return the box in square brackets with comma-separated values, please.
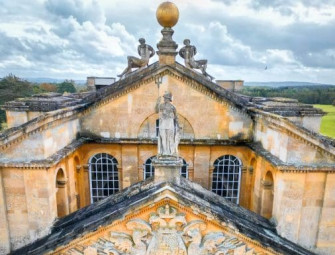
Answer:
[0, 31, 63, 63]
[296, 50, 335, 68]
[0, 32, 26, 61]
[250, 0, 335, 10]
[45, 0, 105, 24]
[1, 0, 335, 83]
[223, 19, 335, 68]
[175, 3, 335, 70]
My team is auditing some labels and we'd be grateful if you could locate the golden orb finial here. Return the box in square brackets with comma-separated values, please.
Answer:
[156, 1, 179, 28]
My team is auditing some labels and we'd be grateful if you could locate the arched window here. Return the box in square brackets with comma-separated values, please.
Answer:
[143, 156, 188, 179]
[89, 153, 119, 203]
[212, 155, 242, 204]
[180, 159, 188, 178]
[143, 156, 156, 180]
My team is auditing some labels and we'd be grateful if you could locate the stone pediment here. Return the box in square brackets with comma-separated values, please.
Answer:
[85, 61, 249, 114]
[62, 204, 256, 255]
[12, 178, 314, 255]
[2, 62, 249, 115]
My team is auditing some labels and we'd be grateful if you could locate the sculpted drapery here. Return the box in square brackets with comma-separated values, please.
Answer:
[155, 91, 180, 158]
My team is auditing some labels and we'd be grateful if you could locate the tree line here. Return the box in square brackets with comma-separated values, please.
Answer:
[239, 85, 335, 105]
[0, 74, 78, 130]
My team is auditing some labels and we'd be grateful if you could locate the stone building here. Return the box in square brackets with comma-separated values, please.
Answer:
[0, 2, 334, 255]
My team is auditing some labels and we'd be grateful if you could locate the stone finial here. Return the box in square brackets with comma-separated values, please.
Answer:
[156, 2, 179, 65]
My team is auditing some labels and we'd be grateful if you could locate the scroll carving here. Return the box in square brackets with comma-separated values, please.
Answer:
[64, 204, 256, 255]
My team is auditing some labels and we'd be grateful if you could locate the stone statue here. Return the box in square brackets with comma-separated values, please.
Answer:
[155, 91, 180, 158]
[179, 39, 214, 80]
[117, 38, 155, 78]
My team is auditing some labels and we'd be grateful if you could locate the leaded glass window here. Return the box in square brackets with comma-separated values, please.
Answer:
[211, 155, 241, 204]
[89, 153, 119, 203]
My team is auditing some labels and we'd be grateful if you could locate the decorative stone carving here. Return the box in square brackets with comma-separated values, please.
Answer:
[179, 39, 214, 81]
[117, 38, 155, 79]
[155, 91, 181, 159]
[65, 204, 256, 255]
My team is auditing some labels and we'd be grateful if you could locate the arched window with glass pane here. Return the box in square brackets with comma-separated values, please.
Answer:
[143, 156, 156, 180]
[180, 159, 188, 178]
[143, 156, 188, 179]
[89, 153, 119, 203]
[211, 155, 242, 204]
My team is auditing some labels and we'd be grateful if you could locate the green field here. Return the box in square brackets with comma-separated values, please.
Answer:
[314, 105, 335, 138]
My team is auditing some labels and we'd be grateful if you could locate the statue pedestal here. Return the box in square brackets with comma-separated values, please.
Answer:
[157, 28, 178, 65]
[152, 156, 183, 182]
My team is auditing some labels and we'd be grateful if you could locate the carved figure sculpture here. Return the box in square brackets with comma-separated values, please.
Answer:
[179, 39, 214, 80]
[155, 92, 181, 158]
[117, 38, 155, 78]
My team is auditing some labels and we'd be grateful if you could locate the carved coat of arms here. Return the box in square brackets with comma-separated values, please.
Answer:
[67, 204, 255, 255]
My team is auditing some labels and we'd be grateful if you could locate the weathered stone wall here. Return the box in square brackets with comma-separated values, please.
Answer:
[1, 118, 80, 161]
[6, 111, 44, 128]
[80, 75, 253, 140]
[288, 116, 322, 133]
[0, 169, 10, 254]
[315, 173, 335, 255]
[6, 111, 28, 129]
[254, 119, 289, 162]
[0, 168, 56, 251]
[254, 116, 335, 164]
[273, 172, 335, 255]
[2, 168, 30, 250]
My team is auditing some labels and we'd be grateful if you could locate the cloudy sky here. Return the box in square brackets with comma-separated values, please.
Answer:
[0, 0, 335, 83]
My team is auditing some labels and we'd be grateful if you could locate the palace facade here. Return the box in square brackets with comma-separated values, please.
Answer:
[0, 2, 334, 255]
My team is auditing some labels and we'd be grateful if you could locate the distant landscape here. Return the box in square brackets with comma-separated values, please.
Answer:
[239, 85, 335, 105]
[314, 105, 335, 138]
[245, 81, 335, 87]
[25, 77, 87, 85]
[21, 79, 335, 88]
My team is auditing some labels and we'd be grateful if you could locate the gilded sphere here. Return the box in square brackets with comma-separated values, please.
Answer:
[156, 2, 179, 28]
